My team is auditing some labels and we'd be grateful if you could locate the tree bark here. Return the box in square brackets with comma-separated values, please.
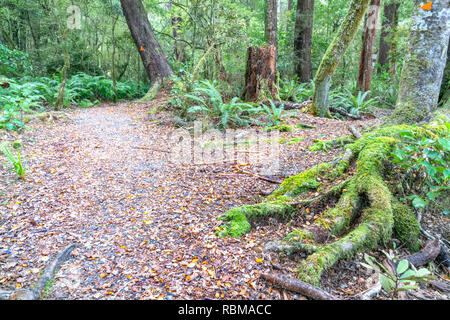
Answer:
[294, 0, 314, 83]
[241, 45, 278, 102]
[265, 0, 278, 52]
[312, 0, 372, 117]
[377, 1, 400, 74]
[392, 0, 449, 124]
[120, 0, 173, 96]
[356, 0, 381, 93]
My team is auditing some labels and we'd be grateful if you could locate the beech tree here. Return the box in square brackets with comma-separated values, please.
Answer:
[392, 0, 449, 124]
[120, 0, 174, 99]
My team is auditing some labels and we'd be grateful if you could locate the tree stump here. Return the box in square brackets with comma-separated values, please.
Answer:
[241, 45, 278, 102]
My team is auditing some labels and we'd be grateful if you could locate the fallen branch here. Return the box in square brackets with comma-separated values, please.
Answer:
[236, 169, 282, 184]
[329, 106, 362, 120]
[261, 100, 312, 110]
[260, 273, 337, 300]
[404, 238, 441, 267]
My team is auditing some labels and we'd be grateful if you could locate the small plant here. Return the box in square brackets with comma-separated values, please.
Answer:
[391, 126, 449, 212]
[260, 100, 295, 126]
[361, 249, 435, 299]
[333, 89, 378, 116]
[279, 78, 314, 103]
[0, 109, 25, 131]
[184, 80, 260, 129]
[0, 142, 26, 179]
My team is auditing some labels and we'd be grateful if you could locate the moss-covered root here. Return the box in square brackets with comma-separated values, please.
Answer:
[218, 201, 295, 238]
[298, 177, 394, 286]
[296, 137, 397, 286]
[392, 199, 421, 252]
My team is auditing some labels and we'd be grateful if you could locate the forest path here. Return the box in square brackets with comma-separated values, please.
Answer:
[0, 99, 383, 299]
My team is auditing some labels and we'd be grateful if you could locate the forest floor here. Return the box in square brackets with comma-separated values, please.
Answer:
[0, 93, 448, 300]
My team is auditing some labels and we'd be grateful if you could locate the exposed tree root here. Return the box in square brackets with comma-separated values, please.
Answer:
[218, 122, 448, 286]
[403, 238, 441, 268]
[0, 243, 79, 300]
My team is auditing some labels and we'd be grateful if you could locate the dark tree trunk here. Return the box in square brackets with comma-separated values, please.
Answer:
[356, 0, 381, 92]
[377, 1, 399, 74]
[120, 0, 173, 90]
[294, 0, 314, 83]
[241, 45, 278, 102]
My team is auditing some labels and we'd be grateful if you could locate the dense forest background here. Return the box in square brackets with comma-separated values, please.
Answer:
[1, 0, 447, 116]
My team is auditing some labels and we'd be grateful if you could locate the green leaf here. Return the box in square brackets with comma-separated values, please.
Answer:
[380, 274, 395, 294]
[396, 260, 409, 275]
[412, 197, 428, 209]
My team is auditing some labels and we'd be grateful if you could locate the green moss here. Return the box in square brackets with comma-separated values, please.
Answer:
[284, 228, 316, 242]
[265, 124, 294, 132]
[392, 200, 420, 252]
[309, 135, 355, 152]
[218, 201, 295, 238]
[268, 163, 332, 200]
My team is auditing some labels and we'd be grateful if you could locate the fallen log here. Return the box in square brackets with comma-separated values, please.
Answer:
[261, 100, 312, 110]
[404, 238, 441, 267]
[260, 272, 337, 300]
[329, 106, 362, 120]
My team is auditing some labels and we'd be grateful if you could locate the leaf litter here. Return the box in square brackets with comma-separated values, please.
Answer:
[2, 98, 446, 300]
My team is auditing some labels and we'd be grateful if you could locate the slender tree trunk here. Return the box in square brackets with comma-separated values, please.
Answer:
[120, 0, 173, 99]
[377, 1, 399, 74]
[294, 0, 314, 83]
[55, 29, 70, 110]
[265, 0, 278, 52]
[312, 0, 371, 117]
[356, 0, 381, 92]
[111, 15, 118, 102]
[392, 0, 449, 124]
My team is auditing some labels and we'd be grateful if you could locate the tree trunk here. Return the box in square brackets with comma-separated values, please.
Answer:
[356, 0, 381, 93]
[120, 0, 173, 99]
[55, 30, 70, 110]
[294, 0, 314, 83]
[377, 1, 399, 74]
[312, 0, 371, 117]
[265, 0, 278, 52]
[241, 45, 278, 102]
[392, 0, 449, 124]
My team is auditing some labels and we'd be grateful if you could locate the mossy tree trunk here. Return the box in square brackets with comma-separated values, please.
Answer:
[312, 0, 371, 117]
[391, 0, 449, 124]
